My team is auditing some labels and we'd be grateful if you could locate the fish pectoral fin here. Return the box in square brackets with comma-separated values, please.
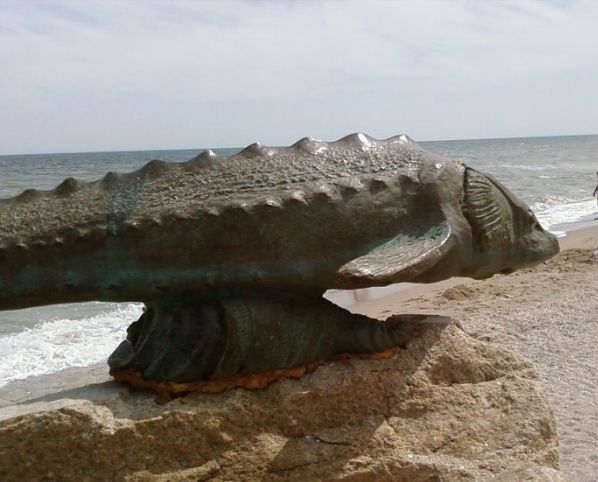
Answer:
[337, 223, 453, 285]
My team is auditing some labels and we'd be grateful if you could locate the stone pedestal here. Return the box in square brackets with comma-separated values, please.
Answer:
[0, 319, 566, 481]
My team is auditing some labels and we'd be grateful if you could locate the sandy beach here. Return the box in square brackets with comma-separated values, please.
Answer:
[1, 221, 597, 480]
[348, 221, 598, 481]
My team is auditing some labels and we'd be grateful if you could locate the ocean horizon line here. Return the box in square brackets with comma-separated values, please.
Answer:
[1, 132, 597, 159]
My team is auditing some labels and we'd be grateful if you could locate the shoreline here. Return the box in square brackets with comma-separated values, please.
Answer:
[1, 216, 597, 404]
[328, 214, 598, 312]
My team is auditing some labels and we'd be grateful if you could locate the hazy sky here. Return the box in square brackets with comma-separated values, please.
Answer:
[1, 0, 597, 154]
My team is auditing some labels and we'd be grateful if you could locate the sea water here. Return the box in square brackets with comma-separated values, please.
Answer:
[1, 134, 597, 385]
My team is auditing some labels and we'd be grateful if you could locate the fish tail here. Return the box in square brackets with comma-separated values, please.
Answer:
[335, 313, 450, 354]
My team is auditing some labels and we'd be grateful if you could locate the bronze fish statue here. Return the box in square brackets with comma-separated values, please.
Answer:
[0, 133, 558, 393]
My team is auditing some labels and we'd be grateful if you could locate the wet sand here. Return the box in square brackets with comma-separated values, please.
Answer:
[1, 221, 597, 480]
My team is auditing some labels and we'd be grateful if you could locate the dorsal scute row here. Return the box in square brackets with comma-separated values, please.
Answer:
[2, 133, 419, 205]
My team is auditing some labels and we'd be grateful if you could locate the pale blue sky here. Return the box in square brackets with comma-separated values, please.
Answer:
[0, 0, 597, 154]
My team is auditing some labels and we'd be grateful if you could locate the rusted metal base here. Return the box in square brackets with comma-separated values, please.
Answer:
[110, 346, 398, 397]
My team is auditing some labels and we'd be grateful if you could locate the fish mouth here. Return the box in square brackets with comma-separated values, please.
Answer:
[461, 167, 559, 278]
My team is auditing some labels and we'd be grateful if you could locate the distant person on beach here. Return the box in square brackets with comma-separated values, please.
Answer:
[594, 172, 598, 207]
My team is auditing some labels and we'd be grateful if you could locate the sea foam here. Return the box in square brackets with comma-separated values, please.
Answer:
[0, 303, 142, 387]
[533, 198, 596, 236]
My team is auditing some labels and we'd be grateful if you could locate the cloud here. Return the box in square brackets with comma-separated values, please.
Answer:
[0, 0, 597, 153]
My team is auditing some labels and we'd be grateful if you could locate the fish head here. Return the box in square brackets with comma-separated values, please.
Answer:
[459, 166, 559, 279]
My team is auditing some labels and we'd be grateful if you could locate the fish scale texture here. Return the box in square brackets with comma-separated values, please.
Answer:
[0, 134, 431, 243]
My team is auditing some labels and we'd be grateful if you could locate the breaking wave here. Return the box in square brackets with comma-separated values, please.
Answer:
[0, 303, 142, 387]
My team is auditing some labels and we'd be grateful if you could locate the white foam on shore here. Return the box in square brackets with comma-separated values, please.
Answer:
[0, 303, 142, 387]
[533, 198, 596, 236]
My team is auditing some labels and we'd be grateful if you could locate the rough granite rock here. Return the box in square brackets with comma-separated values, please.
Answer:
[0, 319, 566, 481]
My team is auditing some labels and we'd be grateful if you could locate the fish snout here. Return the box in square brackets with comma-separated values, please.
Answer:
[506, 202, 560, 270]
[460, 168, 559, 279]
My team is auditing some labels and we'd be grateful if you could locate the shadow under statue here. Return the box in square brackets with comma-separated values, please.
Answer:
[0, 133, 558, 395]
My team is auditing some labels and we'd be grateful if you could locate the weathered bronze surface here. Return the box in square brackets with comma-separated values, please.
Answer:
[0, 133, 558, 392]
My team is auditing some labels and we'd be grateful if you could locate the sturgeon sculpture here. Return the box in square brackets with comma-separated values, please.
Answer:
[0, 133, 558, 393]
